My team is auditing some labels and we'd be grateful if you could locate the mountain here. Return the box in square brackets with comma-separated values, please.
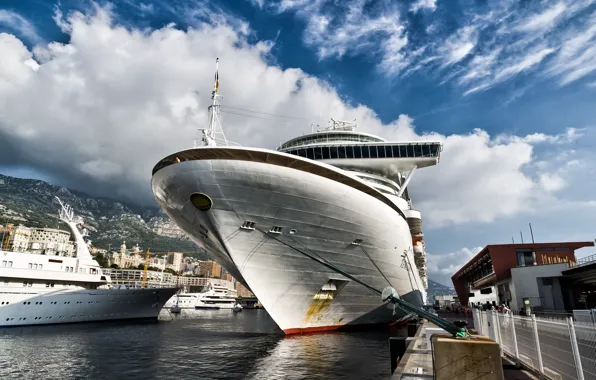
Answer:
[0, 174, 201, 253]
[427, 279, 456, 303]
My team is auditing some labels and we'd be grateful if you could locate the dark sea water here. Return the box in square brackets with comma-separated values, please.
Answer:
[0, 309, 407, 380]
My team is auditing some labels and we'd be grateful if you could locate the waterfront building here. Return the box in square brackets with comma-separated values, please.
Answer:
[451, 241, 595, 313]
[199, 260, 222, 279]
[3, 224, 75, 256]
[103, 268, 234, 291]
[110, 241, 145, 268]
[166, 252, 184, 273]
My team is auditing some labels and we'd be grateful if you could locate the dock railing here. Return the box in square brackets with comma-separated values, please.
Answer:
[473, 308, 596, 380]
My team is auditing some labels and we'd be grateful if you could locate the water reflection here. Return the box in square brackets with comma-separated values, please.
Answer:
[0, 309, 403, 380]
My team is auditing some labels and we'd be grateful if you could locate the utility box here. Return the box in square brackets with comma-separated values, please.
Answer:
[432, 335, 504, 380]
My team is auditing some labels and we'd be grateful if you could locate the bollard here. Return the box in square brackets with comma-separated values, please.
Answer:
[389, 337, 413, 374]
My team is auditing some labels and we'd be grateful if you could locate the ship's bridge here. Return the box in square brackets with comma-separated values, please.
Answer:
[277, 134, 442, 174]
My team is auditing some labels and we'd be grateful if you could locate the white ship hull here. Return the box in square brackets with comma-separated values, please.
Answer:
[152, 148, 426, 334]
[0, 286, 177, 327]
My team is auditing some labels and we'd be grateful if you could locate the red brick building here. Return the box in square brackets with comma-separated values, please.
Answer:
[452, 242, 594, 311]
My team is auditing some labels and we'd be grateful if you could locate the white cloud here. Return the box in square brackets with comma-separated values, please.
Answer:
[0, 10, 42, 44]
[266, 0, 596, 96]
[495, 48, 556, 81]
[0, 6, 585, 232]
[538, 173, 566, 192]
[458, 48, 501, 84]
[501, 127, 584, 145]
[273, 0, 410, 76]
[440, 26, 478, 66]
[516, 2, 567, 32]
[463, 47, 556, 95]
[410, 0, 437, 13]
[427, 247, 483, 283]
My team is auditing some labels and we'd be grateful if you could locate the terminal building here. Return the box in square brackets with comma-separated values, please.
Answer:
[451, 242, 595, 314]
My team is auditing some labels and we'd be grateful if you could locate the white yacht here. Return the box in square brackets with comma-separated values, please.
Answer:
[165, 283, 238, 310]
[0, 197, 178, 327]
[151, 59, 441, 333]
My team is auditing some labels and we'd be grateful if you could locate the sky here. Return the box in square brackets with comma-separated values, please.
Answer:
[1, 0, 595, 286]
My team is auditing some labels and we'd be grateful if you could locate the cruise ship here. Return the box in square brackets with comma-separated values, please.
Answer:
[150, 59, 442, 334]
[164, 283, 238, 310]
[0, 197, 178, 327]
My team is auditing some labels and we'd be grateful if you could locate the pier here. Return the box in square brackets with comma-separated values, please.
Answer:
[391, 309, 596, 380]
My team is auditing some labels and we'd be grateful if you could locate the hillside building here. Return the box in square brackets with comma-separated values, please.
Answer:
[2, 224, 75, 256]
[199, 260, 222, 278]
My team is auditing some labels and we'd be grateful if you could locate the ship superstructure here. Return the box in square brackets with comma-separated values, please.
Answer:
[150, 59, 441, 333]
[0, 198, 177, 327]
[275, 119, 438, 290]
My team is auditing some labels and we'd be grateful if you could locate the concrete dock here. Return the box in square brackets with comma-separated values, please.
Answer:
[391, 320, 539, 380]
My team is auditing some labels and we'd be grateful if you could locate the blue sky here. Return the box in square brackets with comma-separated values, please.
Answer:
[1, 0, 596, 285]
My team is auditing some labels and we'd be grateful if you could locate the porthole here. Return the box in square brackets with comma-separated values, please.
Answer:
[189, 192, 213, 211]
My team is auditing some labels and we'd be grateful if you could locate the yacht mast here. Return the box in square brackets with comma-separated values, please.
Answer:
[54, 196, 93, 261]
[197, 58, 228, 147]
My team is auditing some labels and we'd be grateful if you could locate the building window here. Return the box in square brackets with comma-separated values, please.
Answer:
[516, 249, 536, 267]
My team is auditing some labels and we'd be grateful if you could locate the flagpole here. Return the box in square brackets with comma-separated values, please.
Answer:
[203, 58, 220, 147]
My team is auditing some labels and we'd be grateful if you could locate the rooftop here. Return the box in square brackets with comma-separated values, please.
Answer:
[452, 242, 595, 279]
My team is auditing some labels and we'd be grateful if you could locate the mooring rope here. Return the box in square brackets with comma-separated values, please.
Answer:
[252, 226, 467, 337]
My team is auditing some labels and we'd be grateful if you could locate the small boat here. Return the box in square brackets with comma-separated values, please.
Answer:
[232, 303, 243, 312]
[170, 295, 182, 314]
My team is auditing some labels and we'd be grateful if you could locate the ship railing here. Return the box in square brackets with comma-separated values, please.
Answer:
[192, 138, 242, 148]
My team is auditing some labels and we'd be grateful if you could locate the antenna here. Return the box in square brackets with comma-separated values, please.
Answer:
[529, 223, 535, 244]
[196, 58, 229, 147]
[520, 231, 524, 244]
[322, 118, 357, 132]
[55, 196, 82, 225]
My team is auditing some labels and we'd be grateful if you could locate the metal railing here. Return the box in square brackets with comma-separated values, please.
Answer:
[576, 253, 596, 267]
[473, 309, 596, 380]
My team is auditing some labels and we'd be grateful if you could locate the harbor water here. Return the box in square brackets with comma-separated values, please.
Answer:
[0, 309, 407, 380]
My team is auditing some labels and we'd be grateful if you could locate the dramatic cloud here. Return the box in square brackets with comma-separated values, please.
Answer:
[272, 0, 410, 75]
[0, 6, 585, 232]
[269, 0, 596, 95]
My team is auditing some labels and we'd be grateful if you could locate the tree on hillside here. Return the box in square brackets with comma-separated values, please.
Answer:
[95, 252, 109, 268]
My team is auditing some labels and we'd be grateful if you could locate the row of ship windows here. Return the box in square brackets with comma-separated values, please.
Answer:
[5, 312, 131, 322]
[63, 266, 98, 274]
[283, 144, 441, 161]
[0, 299, 140, 306]
[279, 133, 384, 150]
[3, 281, 97, 289]
[22, 300, 101, 305]
[2, 262, 96, 274]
